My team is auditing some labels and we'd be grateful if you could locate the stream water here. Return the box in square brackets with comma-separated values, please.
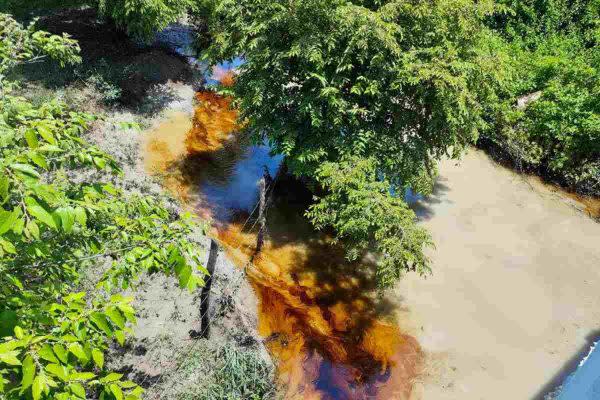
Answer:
[142, 49, 600, 398]
[143, 74, 422, 398]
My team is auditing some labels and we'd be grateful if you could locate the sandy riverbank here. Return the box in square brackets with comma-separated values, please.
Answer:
[397, 149, 600, 399]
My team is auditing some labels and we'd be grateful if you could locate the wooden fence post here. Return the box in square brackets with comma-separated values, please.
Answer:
[255, 176, 267, 255]
[200, 239, 219, 338]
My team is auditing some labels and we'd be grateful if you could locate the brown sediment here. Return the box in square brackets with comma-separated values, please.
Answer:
[561, 191, 600, 219]
[524, 175, 600, 219]
[144, 84, 423, 399]
[143, 90, 241, 214]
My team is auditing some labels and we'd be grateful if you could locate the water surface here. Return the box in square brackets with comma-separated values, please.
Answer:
[144, 86, 422, 399]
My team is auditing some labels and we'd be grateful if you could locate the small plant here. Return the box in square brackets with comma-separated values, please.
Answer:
[86, 72, 123, 104]
[182, 344, 278, 400]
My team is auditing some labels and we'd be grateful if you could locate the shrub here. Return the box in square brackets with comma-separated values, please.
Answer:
[0, 14, 208, 399]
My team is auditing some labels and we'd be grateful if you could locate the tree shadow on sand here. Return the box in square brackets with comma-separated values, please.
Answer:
[409, 177, 452, 221]
[13, 8, 200, 116]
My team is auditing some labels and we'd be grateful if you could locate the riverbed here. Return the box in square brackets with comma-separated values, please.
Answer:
[144, 90, 423, 399]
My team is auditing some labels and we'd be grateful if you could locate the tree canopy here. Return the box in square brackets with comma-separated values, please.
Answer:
[0, 0, 194, 39]
[481, 0, 600, 195]
[203, 0, 509, 285]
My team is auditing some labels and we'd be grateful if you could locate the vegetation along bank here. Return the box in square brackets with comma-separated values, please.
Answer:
[0, 0, 598, 399]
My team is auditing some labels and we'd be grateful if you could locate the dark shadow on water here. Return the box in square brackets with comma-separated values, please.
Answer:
[246, 174, 412, 399]
[410, 177, 452, 220]
[533, 330, 600, 399]
[170, 139, 415, 398]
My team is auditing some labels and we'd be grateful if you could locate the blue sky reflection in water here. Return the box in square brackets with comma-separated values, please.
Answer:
[199, 144, 283, 220]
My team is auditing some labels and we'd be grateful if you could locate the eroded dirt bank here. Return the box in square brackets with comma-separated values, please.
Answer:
[398, 149, 600, 399]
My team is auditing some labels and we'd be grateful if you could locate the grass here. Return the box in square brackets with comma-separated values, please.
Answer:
[144, 340, 278, 400]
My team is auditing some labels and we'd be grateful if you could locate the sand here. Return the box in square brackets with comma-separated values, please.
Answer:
[397, 149, 600, 399]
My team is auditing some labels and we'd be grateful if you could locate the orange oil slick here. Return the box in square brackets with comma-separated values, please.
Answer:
[185, 91, 238, 154]
[144, 86, 423, 399]
[217, 215, 422, 400]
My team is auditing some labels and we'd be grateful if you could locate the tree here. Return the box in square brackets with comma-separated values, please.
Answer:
[0, 14, 207, 399]
[95, 0, 196, 39]
[480, 0, 600, 195]
[202, 0, 506, 285]
[0, 0, 194, 39]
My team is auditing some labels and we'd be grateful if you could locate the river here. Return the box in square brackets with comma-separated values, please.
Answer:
[143, 88, 422, 399]
[143, 69, 600, 400]
[396, 150, 600, 399]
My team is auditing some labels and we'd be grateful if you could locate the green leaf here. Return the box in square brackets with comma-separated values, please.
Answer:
[38, 344, 59, 363]
[106, 309, 125, 329]
[68, 343, 88, 363]
[0, 350, 22, 365]
[0, 174, 9, 203]
[10, 163, 40, 178]
[14, 326, 24, 339]
[99, 373, 123, 383]
[90, 312, 113, 336]
[37, 124, 56, 144]
[114, 331, 125, 346]
[29, 153, 48, 170]
[74, 207, 87, 227]
[56, 207, 74, 234]
[25, 197, 57, 230]
[52, 344, 68, 364]
[92, 349, 104, 369]
[24, 128, 39, 148]
[25, 219, 40, 240]
[32, 375, 44, 400]
[45, 363, 68, 381]
[0, 207, 20, 235]
[38, 144, 63, 153]
[110, 383, 123, 400]
[21, 354, 35, 390]
[0, 237, 16, 254]
[174, 261, 192, 289]
[69, 382, 86, 398]
[93, 157, 107, 169]
[12, 216, 24, 235]
[68, 372, 95, 381]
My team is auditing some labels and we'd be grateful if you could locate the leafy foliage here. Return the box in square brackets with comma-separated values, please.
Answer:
[481, 0, 600, 195]
[306, 157, 432, 287]
[95, 0, 196, 39]
[0, 0, 193, 40]
[0, 13, 80, 87]
[202, 0, 509, 284]
[0, 14, 207, 399]
[488, 0, 599, 45]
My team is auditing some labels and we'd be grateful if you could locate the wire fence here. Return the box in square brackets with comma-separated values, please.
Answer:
[130, 171, 278, 399]
[140, 224, 263, 399]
